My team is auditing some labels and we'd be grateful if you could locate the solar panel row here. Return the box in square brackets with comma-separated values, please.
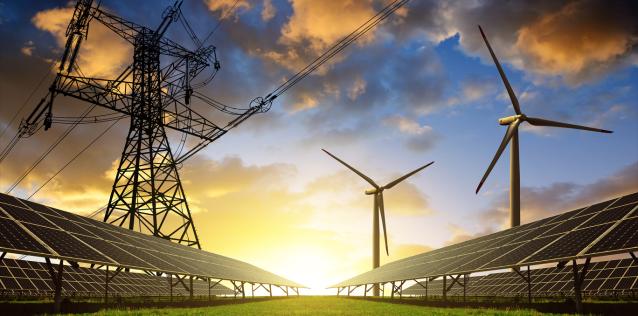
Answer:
[402, 258, 638, 297]
[333, 192, 638, 288]
[0, 258, 234, 297]
[0, 193, 303, 288]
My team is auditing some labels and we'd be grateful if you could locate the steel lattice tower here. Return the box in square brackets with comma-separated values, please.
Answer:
[104, 29, 199, 247]
[20, 0, 265, 249]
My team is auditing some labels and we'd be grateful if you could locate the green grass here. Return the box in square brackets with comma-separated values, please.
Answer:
[67, 296, 566, 315]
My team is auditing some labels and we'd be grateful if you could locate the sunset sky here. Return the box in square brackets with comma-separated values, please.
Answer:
[0, 0, 637, 294]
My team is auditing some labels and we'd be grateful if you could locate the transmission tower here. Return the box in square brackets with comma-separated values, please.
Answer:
[17, 0, 408, 250]
[20, 0, 267, 248]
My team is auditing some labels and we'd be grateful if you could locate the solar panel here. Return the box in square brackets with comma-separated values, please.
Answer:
[0, 258, 234, 297]
[332, 192, 638, 288]
[402, 258, 638, 297]
[586, 217, 638, 255]
[0, 193, 303, 288]
[0, 217, 51, 256]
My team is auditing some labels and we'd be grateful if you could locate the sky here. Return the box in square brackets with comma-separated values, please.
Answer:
[0, 0, 637, 294]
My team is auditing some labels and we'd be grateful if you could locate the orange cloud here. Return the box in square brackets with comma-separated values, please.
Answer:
[32, 6, 131, 78]
[260, 0, 377, 73]
[516, 1, 636, 85]
[205, 0, 251, 18]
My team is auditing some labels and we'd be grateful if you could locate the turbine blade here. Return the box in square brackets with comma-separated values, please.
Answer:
[378, 193, 389, 256]
[383, 161, 435, 190]
[478, 25, 521, 115]
[526, 117, 613, 133]
[322, 149, 379, 188]
[476, 120, 521, 194]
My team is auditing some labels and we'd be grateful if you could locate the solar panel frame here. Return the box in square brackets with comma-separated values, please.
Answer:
[0, 258, 235, 297]
[0, 193, 304, 288]
[332, 192, 638, 288]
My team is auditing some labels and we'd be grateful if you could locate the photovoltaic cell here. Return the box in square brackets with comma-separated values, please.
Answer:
[525, 224, 612, 263]
[0, 218, 50, 255]
[0, 203, 55, 228]
[0, 194, 24, 207]
[587, 203, 637, 226]
[586, 217, 638, 254]
[23, 223, 112, 264]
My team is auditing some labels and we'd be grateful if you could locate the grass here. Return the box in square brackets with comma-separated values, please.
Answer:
[66, 296, 567, 315]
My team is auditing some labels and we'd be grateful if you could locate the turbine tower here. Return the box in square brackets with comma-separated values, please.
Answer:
[322, 149, 433, 296]
[475, 25, 612, 228]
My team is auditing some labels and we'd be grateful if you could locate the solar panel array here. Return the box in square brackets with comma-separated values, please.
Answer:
[0, 258, 234, 297]
[402, 258, 638, 297]
[0, 193, 303, 288]
[333, 192, 638, 288]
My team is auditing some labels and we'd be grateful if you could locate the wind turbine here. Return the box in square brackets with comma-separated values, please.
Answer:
[475, 25, 613, 228]
[322, 149, 433, 296]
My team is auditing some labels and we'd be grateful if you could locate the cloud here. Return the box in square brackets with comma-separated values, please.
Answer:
[515, 0, 638, 85]
[445, 224, 495, 246]
[347, 76, 367, 101]
[384, 115, 440, 152]
[31, 6, 131, 78]
[280, 0, 376, 51]
[480, 160, 638, 229]
[261, 0, 276, 22]
[21, 41, 34, 56]
[385, 0, 637, 86]
[204, 0, 251, 18]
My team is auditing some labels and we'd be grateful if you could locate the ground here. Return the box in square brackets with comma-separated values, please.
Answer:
[65, 297, 565, 315]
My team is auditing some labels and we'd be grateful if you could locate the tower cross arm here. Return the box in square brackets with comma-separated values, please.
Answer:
[90, 7, 146, 46]
[92, 6, 200, 60]
[52, 74, 224, 142]
[160, 92, 226, 142]
[53, 73, 135, 114]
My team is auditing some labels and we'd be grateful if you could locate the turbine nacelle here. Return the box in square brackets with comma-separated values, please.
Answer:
[365, 188, 382, 195]
[498, 114, 525, 126]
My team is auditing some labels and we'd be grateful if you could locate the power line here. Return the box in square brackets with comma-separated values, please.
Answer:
[269, 0, 409, 99]
[174, 0, 410, 162]
[0, 66, 52, 142]
[27, 117, 122, 200]
[199, 0, 241, 46]
[4, 104, 97, 194]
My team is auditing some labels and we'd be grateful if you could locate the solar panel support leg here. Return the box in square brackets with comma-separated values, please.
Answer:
[347, 286, 351, 296]
[189, 276, 194, 300]
[46, 258, 65, 313]
[514, 265, 532, 304]
[169, 274, 173, 302]
[241, 281, 246, 298]
[463, 274, 467, 302]
[414, 280, 428, 300]
[0, 252, 5, 262]
[363, 284, 367, 297]
[269, 284, 273, 297]
[571, 257, 591, 314]
[443, 275, 446, 301]
[105, 266, 109, 305]
[208, 278, 211, 301]
[527, 266, 531, 304]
